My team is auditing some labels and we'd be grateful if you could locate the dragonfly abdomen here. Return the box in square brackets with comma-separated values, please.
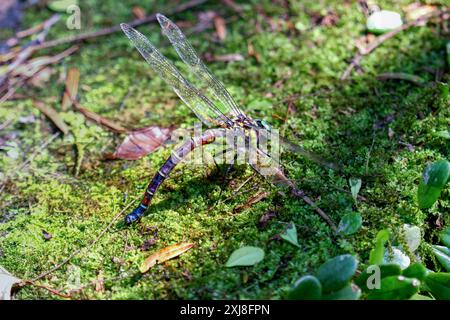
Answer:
[124, 129, 221, 224]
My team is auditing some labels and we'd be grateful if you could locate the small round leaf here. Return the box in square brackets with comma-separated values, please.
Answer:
[287, 275, 322, 300]
[316, 254, 358, 293]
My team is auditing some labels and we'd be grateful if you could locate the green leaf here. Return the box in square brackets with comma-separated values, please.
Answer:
[432, 246, 450, 272]
[280, 223, 300, 248]
[440, 226, 450, 248]
[410, 293, 434, 300]
[435, 131, 450, 139]
[367, 276, 420, 300]
[48, 0, 78, 12]
[225, 246, 264, 267]
[417, 160, 450, 209]
[348, 178, 362, 202]
[316, 254, 358, 293]
[355, 264, 402, 292]
[403, 263, 428, 281]
[338, 212, 362, 235]
[322, 284, 361, 300]
[287, 275, 322, 300]
[369, 229, 390, 265]
[425, 273, 450, 300]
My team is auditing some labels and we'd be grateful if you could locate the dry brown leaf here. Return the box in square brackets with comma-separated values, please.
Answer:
[139, 242, 194, 273]
[62, 67, 80, 110]
[213, 15, 226, 41]
[203, 53, 244, 62]
[404, 3, 437, 21]
[107, 126, 174, 160]
[132, 6, 146, 19]
[33, 100, 69, 135]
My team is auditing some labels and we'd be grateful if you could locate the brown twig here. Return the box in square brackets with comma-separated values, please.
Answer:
[72, 100, 128, 134]
[29, 0, 207, 52]
[0, 46, 79, 103]
[292, 187, 338, 232]
[15, 280, 72, 299]
[341, 9, 449, 80]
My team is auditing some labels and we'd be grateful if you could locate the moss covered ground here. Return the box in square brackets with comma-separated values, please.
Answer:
[0, 0, 449, 299]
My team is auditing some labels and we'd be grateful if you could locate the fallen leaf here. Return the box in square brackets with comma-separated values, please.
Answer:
[33, 100, 69, 135]
[213, 15, 226, 41]
[62, 67, 80, 110]
[132, 6, 146, 19]
[107, 126, 174, 160]
[0, 266, 21, 300]
[225, 246, 265, 267]
[280, 223, 300, 248]
[404, 3, 437, 22]
[140, 242, 194, 273]
[203, 53, 244, 62]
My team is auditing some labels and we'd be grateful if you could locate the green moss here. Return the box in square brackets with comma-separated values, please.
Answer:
[0, 0, 449, 299]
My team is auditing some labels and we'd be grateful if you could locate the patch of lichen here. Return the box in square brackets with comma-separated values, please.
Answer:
[0, 0, 448, 299]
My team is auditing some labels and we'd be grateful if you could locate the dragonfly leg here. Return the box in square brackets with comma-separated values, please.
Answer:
[125, 129, 224, 225]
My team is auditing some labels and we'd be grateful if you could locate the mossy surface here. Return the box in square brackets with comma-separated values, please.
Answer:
[0, 0, 448, 299]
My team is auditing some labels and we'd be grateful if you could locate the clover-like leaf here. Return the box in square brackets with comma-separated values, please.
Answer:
[287, 275, 322, 300]
[316, 254, 358, 293]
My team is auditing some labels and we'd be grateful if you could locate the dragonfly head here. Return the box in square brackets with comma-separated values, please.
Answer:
[255, 119, 272, 131]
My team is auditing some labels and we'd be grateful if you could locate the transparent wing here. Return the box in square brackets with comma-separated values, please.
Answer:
[156, 14, 244, 118]
[121, 23, 232, 128]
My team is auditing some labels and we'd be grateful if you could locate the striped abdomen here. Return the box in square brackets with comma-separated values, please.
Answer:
[124, 129, 220, 224]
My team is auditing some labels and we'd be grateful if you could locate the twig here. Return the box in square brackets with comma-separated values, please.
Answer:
[29, 0, 207, 52]
[72, 100, 128, 134]
[0, 46, 79, 103]
[31, 196, 138, 282]
[0, 15, 61, 86]
[341, 9, 449, 80]
[16, 280, 72, 299]
[292, 187, 338, 232]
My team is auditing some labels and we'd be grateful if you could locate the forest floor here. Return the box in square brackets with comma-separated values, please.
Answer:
[0, 0, 449, 299]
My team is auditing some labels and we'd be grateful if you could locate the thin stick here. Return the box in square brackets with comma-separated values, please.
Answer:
[29, 0, 207, 52]
[292, 187, 338, 232]
[16, 280, 72, 299]
[341, 9, 449, 80]
[30, 197, 138, 282]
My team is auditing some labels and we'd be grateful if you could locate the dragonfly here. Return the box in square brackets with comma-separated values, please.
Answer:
[120, 14, 339, 229]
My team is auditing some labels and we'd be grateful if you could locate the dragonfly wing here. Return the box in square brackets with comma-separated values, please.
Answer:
[121, 23, 231, 128]
[156, 14, 244, 118]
